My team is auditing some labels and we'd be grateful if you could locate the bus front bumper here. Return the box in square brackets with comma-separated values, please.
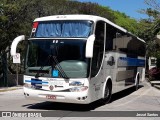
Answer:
[23, 87, 90, 104]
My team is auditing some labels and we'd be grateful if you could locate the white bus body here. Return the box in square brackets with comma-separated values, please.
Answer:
[11, 15, 146, 104]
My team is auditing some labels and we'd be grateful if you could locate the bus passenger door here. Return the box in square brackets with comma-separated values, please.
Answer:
[90, 21, 105, 101]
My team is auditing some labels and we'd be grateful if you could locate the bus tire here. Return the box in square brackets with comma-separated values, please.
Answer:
[100, 81, 112, 104]
[135, 74, 139, 91]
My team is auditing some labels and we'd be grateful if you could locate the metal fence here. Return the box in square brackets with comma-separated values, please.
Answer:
[0, 74, 23, 87]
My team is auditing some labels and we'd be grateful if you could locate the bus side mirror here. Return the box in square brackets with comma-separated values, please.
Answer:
[85, 34, 95, 58]
[10, 35, 25, 56]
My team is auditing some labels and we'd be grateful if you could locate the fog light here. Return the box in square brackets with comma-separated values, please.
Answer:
[82, 97, 85, 100]
[77, 97, 81, 100]
[24, 83, 32, 88]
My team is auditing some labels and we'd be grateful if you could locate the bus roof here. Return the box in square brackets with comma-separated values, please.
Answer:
[34, 15, 127, 32]
[34, 15, 145, 43]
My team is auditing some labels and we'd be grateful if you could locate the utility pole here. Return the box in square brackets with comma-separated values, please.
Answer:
[16, 64, 19, 86]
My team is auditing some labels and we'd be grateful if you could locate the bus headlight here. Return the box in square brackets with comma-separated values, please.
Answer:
[69, 86, 88, 92]
[24, 83, 31, 88]
[24, 83, 35, 89]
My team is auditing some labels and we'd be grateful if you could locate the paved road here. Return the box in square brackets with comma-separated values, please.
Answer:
[0, 80, 160, 119]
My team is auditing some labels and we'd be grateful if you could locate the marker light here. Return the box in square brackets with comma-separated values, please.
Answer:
[32, 22, 39, 28]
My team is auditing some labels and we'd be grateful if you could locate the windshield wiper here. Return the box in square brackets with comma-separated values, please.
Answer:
[52, 56, 69, 79]
[50, 41, 69, 79]
[35, 55, 51, 78]
[34, 55, 69, 79]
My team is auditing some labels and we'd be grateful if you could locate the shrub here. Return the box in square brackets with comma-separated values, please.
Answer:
[148, 67, 160, 80]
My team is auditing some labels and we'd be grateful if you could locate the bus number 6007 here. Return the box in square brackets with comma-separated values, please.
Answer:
[46, 95, 56, 100]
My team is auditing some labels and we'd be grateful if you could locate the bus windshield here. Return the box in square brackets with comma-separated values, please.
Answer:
[26, 39, 90, 78]
[33, 20, 93, 38]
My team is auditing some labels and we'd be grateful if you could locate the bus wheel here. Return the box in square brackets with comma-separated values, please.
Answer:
[135, 75, 139, 90]
[100, 82, 112, 104]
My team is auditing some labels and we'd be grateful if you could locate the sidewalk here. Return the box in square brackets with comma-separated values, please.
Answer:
[148, 79, 160, 90]
[0, 86, 23, 92]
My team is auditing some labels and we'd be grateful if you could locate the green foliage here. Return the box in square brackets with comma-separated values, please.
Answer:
[146, 8, 159, 19]
[113, 11, 139, 34]
[0, 0, 31, 51]
[137, 0, 160, 68]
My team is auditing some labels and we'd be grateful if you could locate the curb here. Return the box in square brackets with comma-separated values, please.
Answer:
[147, 79, 160, 90]
[0, 86, 23, 92]
[154, 85, 160, 90]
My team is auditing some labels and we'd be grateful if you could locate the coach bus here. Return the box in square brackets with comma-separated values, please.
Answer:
[10, 15, 146, 104]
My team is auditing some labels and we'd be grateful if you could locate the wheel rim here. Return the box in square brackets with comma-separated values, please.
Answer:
[104, 85, 109, 99]
[104, 84, 111, 102]
[136, 76, 139, 90]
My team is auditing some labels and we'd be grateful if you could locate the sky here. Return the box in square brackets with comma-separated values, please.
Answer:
[79, 0, 150, 20]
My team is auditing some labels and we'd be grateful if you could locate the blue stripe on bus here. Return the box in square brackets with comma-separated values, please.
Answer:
[25, 80, 48, 84]
[118, 57, 145, 67]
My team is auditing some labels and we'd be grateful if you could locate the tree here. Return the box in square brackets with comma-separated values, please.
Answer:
[137, 0, 160, 67]
[145, 0, 160, 12]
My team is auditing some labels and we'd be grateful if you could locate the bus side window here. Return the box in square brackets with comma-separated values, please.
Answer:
[91, 21, 105, 77]
[114, 31, 129, 53]
[105, 24, 116, 51]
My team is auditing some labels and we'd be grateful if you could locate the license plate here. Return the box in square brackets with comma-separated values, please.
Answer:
[46, 95, 56, 100]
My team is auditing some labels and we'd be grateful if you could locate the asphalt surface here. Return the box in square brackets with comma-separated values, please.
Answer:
[0, 80, 160, 120]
